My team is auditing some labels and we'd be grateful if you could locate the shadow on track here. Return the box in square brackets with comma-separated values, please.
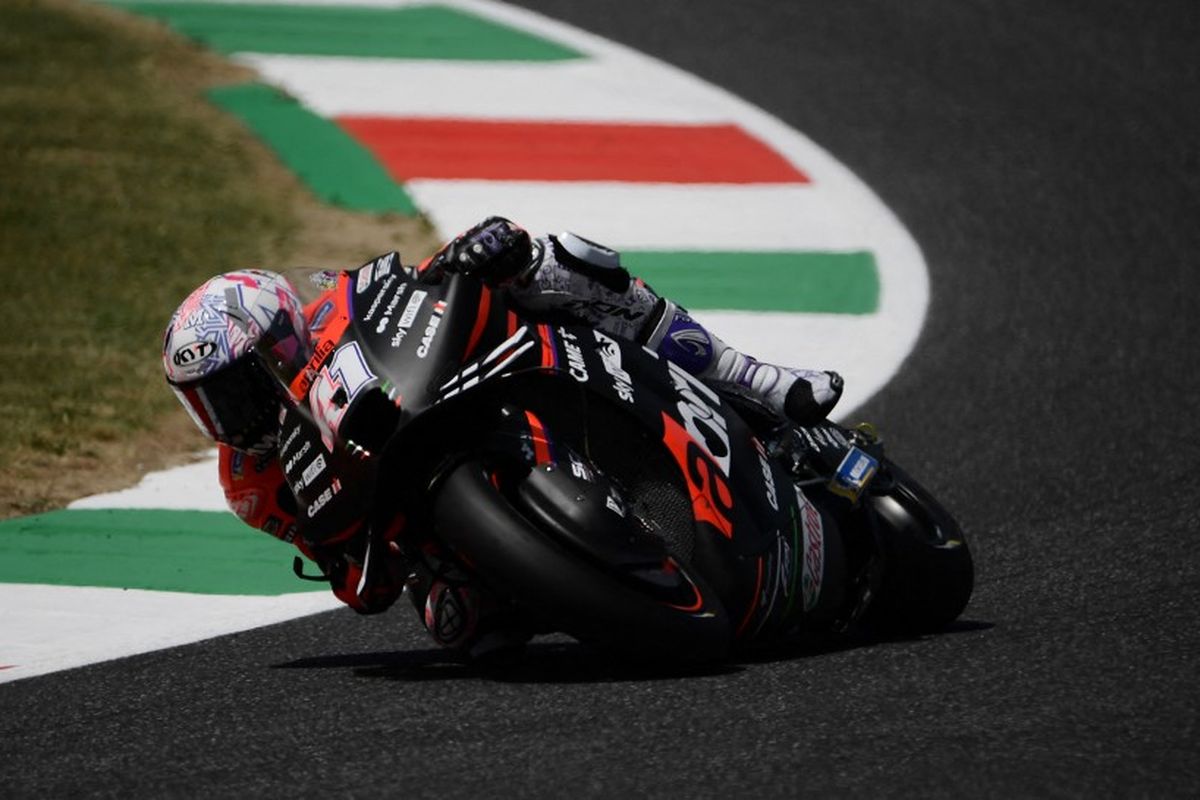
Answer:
[271, 619, 992, 683]
[272, 640, 743, 684]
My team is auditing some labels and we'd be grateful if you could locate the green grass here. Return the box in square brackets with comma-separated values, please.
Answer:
[0, 0, 297, 500]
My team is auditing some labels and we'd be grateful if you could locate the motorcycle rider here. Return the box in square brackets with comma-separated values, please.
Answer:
[163, 216, 845, 656]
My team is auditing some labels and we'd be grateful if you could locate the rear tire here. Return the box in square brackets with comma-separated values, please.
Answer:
[433, 460, 733, 661]
[860, 461, 974, 634]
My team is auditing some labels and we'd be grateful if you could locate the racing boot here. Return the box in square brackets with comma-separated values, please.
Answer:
[645, 302, 844, 425]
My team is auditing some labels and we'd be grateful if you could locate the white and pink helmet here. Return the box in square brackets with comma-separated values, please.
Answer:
[162, 269, 311, 453]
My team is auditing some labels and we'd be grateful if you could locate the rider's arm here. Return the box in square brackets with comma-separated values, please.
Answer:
[217, 443, 314, 560]
[218, 445, 412, 614]
[421, 216, 662, 344]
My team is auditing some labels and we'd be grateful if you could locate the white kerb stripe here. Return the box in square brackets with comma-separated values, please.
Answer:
[235, 53, 731, 123]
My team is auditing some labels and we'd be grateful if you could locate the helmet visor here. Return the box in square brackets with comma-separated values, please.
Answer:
[170, 354, 282, 451]
[254, 304, 313, 397]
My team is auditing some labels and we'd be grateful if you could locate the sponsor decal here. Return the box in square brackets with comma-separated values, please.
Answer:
[753, 438, 779, 511]
[668, 327, 711, 360]
[300, 453, 326, 487]
[667, 360, 731, 474]
[829, 446, 879, 503]
[661, 411, 734, 538]
[262, 516, 298, 545]
[171, 340, 217, 367]
[309, 299, 335, 333]
[374, 252, 395, 279]
[391, 289, 427, 347]
[306, 477, 342, 518]
[557, 327, 589, 382]
[374, 280, 409, 334]
[279, 424, 302, 456]
[778, 532, 794, 600]
[605, 492, 626, 517]
[229, 451, 245, 480]
[795, 487, 825, 612]
[355, 263, 375, 294]
[424, 582, 477, 648]
[229, 490, 260, 523]
[593, 330, 634, 402]
[361, 274, 398, 322]
[416, 300, 448, 358]
[568, 454, 594, 482]
[294, 339, 336, 398]
[562, 298, 645, 322]
[309, 270, 337, 292]
[283, 440, 311, 475]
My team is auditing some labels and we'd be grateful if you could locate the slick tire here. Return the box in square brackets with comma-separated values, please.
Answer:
[433, 460, 733, 662]
[861, 461, 975, 634]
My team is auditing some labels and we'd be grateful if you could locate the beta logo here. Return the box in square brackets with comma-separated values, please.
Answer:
[172, 341, 217, 366]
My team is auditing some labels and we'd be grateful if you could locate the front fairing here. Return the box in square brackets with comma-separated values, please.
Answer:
[299, 267, 804, 632]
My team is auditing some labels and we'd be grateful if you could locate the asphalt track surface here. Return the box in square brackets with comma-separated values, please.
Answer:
[5, 1, 1199, 796]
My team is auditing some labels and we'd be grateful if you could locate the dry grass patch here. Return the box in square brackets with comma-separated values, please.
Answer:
[0, 0, 441, 516]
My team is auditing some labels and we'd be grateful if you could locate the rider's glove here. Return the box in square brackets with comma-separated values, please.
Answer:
[314, 522, 408, 615]
[427, 216, 534, 286]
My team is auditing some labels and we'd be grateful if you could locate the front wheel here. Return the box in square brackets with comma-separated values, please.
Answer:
[432, 460, 734, 661]
[860, 461, 975, 634]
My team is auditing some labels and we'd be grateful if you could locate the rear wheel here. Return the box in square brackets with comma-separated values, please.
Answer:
[860, 461, 974, 633]
[433, 460, 734, 661]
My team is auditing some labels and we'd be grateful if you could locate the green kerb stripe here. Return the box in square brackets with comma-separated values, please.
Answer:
[105, 2, 583, 60]
[0, 509, 321, 595]
[208, 83, 416, 215]
[623, 251, 880, 314]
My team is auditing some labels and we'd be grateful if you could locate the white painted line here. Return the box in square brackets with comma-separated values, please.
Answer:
[0, 584, 340, 685]
[236, 53, 731, 123]
[407, 180, 900, 251]
[68, 450, 225, 511]
[693, 310, 917, 422]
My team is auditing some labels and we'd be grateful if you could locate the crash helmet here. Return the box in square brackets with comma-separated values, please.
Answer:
[162, 269, 312, 454]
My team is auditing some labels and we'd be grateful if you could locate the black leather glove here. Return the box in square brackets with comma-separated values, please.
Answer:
[428, 216, 534, 286]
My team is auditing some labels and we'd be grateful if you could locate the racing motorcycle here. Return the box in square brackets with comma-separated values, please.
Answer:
[267, 258, 973, 661]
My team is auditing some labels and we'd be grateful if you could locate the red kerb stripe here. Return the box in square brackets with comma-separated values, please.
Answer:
[335, 118, 809, 184]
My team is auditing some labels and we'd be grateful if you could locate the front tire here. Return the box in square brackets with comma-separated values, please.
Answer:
[433, 461, 733, 661]
[860, 462, 975, 634]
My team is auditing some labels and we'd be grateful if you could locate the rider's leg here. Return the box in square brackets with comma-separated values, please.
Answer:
[642, 300, 843, 425]
[509, 232, 843, 424]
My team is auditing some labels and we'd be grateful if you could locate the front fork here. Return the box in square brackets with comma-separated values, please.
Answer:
[771, 421, 892, 633]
